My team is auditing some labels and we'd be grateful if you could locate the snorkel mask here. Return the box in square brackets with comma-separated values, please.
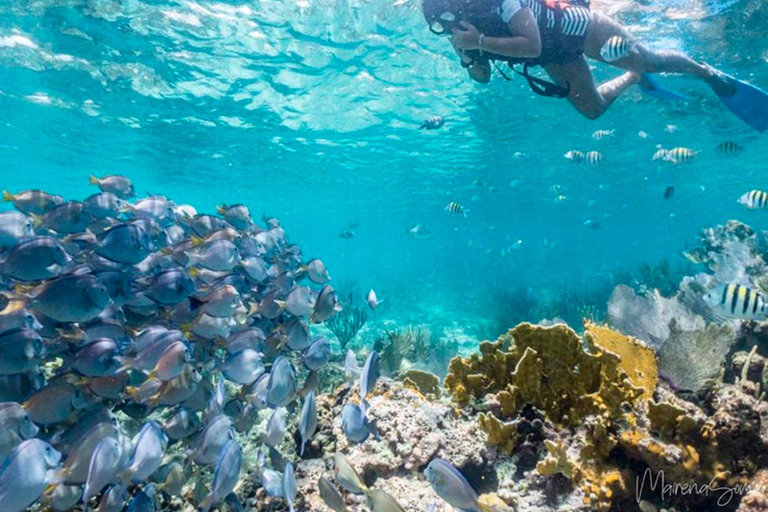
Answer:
[423, 0, 463, 35]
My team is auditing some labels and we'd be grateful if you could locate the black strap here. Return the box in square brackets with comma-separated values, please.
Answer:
[492, 61, 571, 98]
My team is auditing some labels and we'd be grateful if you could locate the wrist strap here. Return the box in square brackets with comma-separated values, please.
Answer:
[478, 34, 485, 56]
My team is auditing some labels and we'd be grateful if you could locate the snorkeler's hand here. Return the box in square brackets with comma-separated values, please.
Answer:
[451, 21, 482, 51]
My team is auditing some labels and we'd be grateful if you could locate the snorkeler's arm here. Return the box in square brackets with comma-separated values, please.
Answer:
[484, 9, 542, 59]
[452, 10, 541, 60]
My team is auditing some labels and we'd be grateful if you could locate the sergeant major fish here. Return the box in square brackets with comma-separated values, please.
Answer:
[704, 283, 768, 320]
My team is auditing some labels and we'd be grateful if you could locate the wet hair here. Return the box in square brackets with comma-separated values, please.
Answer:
[422, 0, 461, 24]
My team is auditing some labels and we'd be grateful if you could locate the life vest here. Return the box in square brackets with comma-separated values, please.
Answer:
[462, 0, 591, 67]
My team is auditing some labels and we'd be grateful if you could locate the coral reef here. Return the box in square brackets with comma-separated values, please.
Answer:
[326, 293, 367, 350]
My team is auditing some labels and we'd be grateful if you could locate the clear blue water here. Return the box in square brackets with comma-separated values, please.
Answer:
[2, 0, 768, 337]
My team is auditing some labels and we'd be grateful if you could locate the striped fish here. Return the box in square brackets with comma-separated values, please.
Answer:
[665, 147, 698, 164]
[716, 141, 743, 156]
[592, 129, 615, 140]
[599, 36, 638, 62]
[420, 116, 445, 130]
[584, 151, 604, 167]
[738, 190, 768, 209]
[564, 150, 584, 163]
[704, 284, 768, 320]
[652, 148, 669, 161]
[444, 202, 467, 217]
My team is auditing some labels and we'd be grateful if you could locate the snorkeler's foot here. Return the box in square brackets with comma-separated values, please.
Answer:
[701, 63, 737, 97]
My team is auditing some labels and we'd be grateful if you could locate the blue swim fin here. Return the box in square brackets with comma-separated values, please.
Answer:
[640, 74, 690, 101]
[716, 74, 768, 133]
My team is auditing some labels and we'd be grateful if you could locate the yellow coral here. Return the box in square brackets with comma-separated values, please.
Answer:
[445, 323, 644, 428]
[585, 322, 658, 400]
[538, 439, 580, 480]
[400, 369, 440, 399]
[478, 413, 519, 455]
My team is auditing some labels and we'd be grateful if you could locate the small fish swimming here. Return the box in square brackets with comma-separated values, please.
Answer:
[665, 147, 698, 164]
[592, 129, 615, 140]
[333, 452, 368, 495]
[341, 403, 374, 443]
[318, 476, 351, 512]
[664, 186, 675, 199]
[652, 148, 669, 161]
[424, 458, 489, 512]
[444, 202, 467, 217]
[420, 116, 445, 130]
[716, 141, 743, 155]
[262, 407, 288, 448]
[359, 350, 380, 416]
[83, 436, 123, 503]
[599, 36, 638, 62]
[266, 356, 296, 408]
[200, 439, 242, 512]
[0, 439, 62, 512]
[408, 224, 432, 239]
[564, 150, 584, 163]
[683, 247, 710, 264]
[89, 175, 136, 199]
[298, 391, 317, 456]
[704, 283, 768, 320]
[738, 190, 768, 209]
[283, 461, 297, 512]
[2, 189, 65, 215]
[584, 151, 604, 167]
[367, 289, 381, 310]
[0, 211, 34, 247]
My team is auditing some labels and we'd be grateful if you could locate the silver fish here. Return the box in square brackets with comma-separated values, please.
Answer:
[163, 407, 201, 441]
[96, 224, 153, 264]
[191, 414, 236, 467]
[345, 350, 361, 384]
[24, 382, 87, 426]
[0, 308, 42, 335]
[261, 468, 284, 497]
[83, 192, 124, 220]
[42, 201, 93, 234]
[1, 236, 71, 281]
[123, 421, 168, 483]
[83, 436, 123, 503]
[221, 349, 265, 385]
[43, 483, 83, 511]
[196, 284, 242, 318]
[150, 341, 191, 381]
[367, 489, 406, 512]
[200, 439, 242, 512]
[341, 403, 373, 444]
[28, 273, 111, 323]
[126, 484, 157, 512]
[0, 211, 34, 247]
[262, 407, 288, 448]
[424, 458, 483, 512]
[366, 289, 380, 310]
[266, 356, 296, 408]
[0, 402, 39, 460]
[333, 452, 368, 495]
[302, 337, 331, 371]
[277, 286, 316, 317]
[216, 204, 251, 230]
[283, 461, 297, 512]
[188, 240, 239, 272]
[240, 256, 271, 285]
[97, 484, 128, 512]
[72, 338, 121, 377]
[143, 268, 195, 305]
[0, 439, 62, 512]
[2, 189, 65, 215]
[318, 476, 350, 512]
[224, 328, 266, 354]
[0, 329, 44, 375]
[89, 175, 136, 199]
[59, 422, 120, 484]
[360, 350, 380, 416]
[311, 285, 342, 324]
[303, 259, 330, 284]
[298, 391, 317, 456]
[282, 317, 311, 351]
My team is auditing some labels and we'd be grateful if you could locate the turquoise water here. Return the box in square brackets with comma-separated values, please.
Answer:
[2, 0, 768, 336]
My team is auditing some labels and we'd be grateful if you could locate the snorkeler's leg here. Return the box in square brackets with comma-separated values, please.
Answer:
[583, 12, 732, 95]
[544, 56, 640, 119]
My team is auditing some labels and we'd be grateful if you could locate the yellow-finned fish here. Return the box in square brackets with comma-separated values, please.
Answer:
[704, 283, 768, 320]
[683, 248, 710, 264]
[738, 190, 768, 209]
[584, 151, 604, 167]
[444, 202, 467, 217]
[666, 147, 698, 164]
[599, 36, 638, 62]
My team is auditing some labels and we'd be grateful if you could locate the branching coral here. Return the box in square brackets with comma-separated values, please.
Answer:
[445, 323, 650, 428]
[326, 300, 366, 350]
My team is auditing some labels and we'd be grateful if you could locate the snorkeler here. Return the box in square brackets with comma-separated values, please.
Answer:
[422, 0, 768, 130]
